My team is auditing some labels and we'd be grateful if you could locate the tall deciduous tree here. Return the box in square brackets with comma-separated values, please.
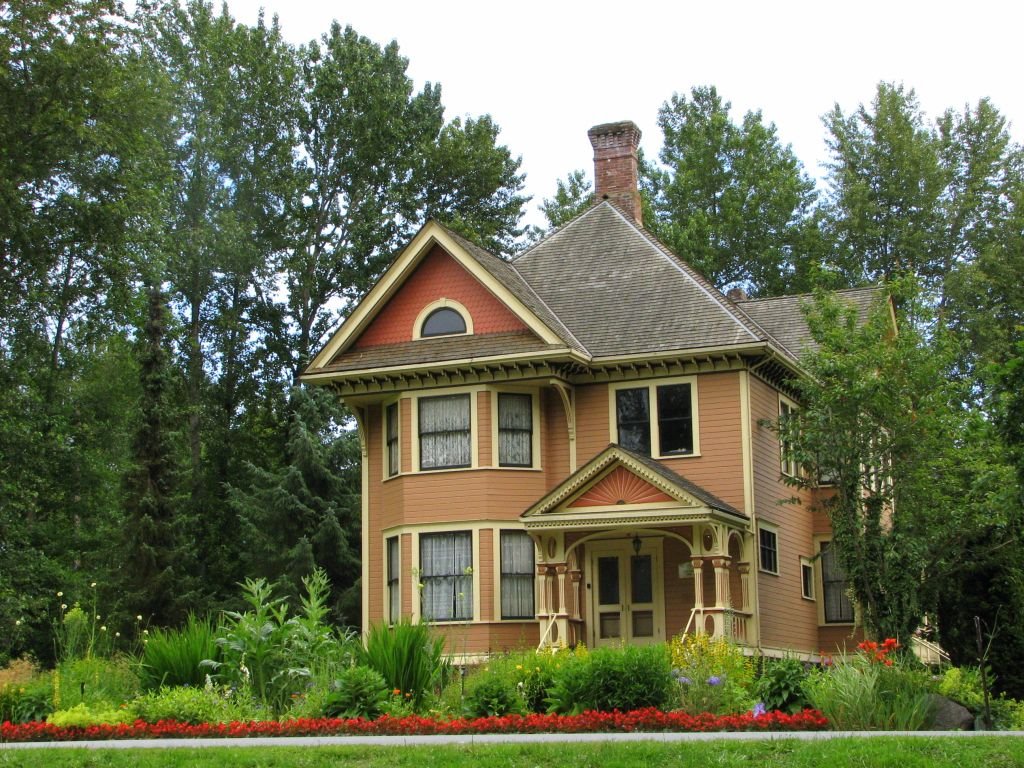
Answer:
[647, 86, 819, 295]
[773, 283, 969, 641]
[284, 24, 526, 376]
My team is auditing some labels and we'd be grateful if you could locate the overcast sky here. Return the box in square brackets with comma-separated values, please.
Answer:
[225, 0, 1023, 228]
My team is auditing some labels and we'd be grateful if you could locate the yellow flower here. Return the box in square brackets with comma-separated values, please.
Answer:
[515, 664, 523, 670]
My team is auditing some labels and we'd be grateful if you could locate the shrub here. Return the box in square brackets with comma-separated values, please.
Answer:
[546, 644, 674, 715]
[207, 569, 347, 715]
[54, 655, 139, 710]
[755, 656, 810, 713]
[804, 639, 935, 730]
[139, 614, 219, 691]
[669, 633, 755, 715]
[322, 666, 390, 719]
[130, 685, 265, 724]
[937, 666, 985, 712]
[47, 702, 134, 728]
[0, 658, 52, 724]
[358, 620, 448, 709]
[463, 673, 526, 717]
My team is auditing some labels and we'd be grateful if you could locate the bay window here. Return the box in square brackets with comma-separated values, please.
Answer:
[420, 531, 473, 621]
[500, 531, 535, 619]
[419, 394, 471, 470]
[497, 393, 533, 467]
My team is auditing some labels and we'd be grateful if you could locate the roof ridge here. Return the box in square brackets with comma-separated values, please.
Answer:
[512, 200, 606, 264]
[736, 285, 885, 304]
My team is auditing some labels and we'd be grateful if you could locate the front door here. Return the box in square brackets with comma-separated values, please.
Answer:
[588, 538, 664, 647]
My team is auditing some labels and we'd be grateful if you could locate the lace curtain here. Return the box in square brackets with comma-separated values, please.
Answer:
[498, 393, 532, 466]
[419, 394, 471, 469]
[420, 531, 473, 621]
[500, 530, 535, 619]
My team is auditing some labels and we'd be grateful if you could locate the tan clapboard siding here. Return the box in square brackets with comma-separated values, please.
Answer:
[818, 624, 863, 654]
[574, 383, 610, 461]
[390, 470, 548, 524]
[400, 397, 412, 474]
[749, 375, 818, 652]
[661, 372, 744, 512]
[365, 405, 385, 627]
[477, 391, 492, 467]
[429, 622, 540, 655]
[479, 528, 494, 621]
[542, 389, 570, 484]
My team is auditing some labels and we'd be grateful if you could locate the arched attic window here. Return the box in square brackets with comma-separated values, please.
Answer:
[414, 299, 473, 339]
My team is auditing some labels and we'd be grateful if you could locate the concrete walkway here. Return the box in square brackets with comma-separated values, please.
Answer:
[2, 730, 1022, 750]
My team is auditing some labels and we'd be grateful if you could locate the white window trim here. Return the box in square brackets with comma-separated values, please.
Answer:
[607, 376, 701, 459]
[410, 525, 481, 624]
[411, 386, 481, 473]
[382, 397, 402, 481]
[490, 388, 542, 471]
[779, 394, 800, 479]
[800, 555, 815, 601]
[412, 298, 474, 340]
[758, 522, 780, 576]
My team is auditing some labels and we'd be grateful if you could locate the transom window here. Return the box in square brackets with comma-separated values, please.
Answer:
[419, 394, 471, 470]
[421, 307, 466, 337]
[420, 531, 473, 621]
[613, 380, 696, 457]
[820, 540, 855, 623]
[497, 393, 533, 467]
[759, 526, 779, 575]
[500, 531, 535, 619]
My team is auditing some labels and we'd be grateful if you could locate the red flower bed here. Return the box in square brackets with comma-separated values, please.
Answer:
[1, 709, 828, 742]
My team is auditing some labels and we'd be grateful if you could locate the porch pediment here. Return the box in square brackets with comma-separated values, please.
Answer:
[521, 444, 746, 529]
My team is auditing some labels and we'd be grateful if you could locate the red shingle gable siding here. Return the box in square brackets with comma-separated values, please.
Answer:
[353, 245, 530, 349]
[568, 466, 673, 507]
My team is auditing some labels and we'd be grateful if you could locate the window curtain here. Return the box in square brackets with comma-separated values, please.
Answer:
[498, 393, 532, 466]
[419, 395, 470, 469]
[420, 532, 473, 620]
[500, 531, 535, 619]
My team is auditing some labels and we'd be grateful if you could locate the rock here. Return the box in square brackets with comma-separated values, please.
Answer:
[927, 694, 974, 730]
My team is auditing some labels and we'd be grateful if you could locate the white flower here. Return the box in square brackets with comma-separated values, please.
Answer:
[14, 619, 21, 626]
[136, 615, 143, 622]
[61, 604, 67, 610]
[56, 591, 63, 597]
[90, 582, 96, 588]
[115, 632, 121, 638]
[100, 625, 107, 632]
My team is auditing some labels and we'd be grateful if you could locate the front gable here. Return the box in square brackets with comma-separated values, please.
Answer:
[352, 245, 528, 349]
[304, 222, 571, 375]
[522, 445, 745, 529]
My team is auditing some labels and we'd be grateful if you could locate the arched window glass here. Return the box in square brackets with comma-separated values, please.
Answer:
[421, 307, 467, 337]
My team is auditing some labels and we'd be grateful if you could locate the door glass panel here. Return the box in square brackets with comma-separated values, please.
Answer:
[599, 613, 621, 639]
[631, 554, 653, 603]
[598, 556, 619, 605]
[632, 610, 654, 637]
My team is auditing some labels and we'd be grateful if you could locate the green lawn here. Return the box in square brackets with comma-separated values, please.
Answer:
[1, 738, 1023, 768]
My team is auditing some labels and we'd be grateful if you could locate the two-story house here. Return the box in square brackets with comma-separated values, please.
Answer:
[302, 121, 874, 659]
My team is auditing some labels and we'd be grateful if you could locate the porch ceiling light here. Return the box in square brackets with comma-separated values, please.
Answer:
[632, 534, 642, 556]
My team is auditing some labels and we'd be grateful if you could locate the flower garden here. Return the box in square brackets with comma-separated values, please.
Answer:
[2, 571, 1022, 743]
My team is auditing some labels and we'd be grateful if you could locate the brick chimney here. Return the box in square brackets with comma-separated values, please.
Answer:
[588, 120, 642, 225]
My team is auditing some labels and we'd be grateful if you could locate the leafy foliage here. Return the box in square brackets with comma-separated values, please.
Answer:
[357, 620, 449, 709]
[462, 671, 526, 718]
[668, 633, 755, 715]
[321, 666, 390, 719]
[756, 657, 811, 714]
[546, 645, 674, 715]
[131, 684, 265, 724]
[139, 614, 219, 691]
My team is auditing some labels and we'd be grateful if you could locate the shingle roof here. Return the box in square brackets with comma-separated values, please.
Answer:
[321, 332, 562, 373]
[736, 287, 884, 357]
[512, 203, 767, 357]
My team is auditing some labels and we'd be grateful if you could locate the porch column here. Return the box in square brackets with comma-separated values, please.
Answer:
[691, 557, 705, 611]
[712, 557, 732, 609]
[568, 568, 582, 621]
[555, 563, 568, 616]
[536, 564, 551, 615]
[737, 562, 751, 612]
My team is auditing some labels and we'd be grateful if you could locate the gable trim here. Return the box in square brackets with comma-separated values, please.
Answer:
[306, 223, 569, 373]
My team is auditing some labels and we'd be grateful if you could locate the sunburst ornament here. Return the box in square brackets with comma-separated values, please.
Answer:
[569, 467, 672, 507]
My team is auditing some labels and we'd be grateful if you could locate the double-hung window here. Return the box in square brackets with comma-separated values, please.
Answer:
[613, 380, 696, 457]
[386, 536, 400, 623]
[419, 531, 473, 621]
[500, 531, 535, 619]
[819, 540, 854, 623]
[759, 525, 779, 575]
[419, 394, 471, 470]
[497, 393, 533, 467]
[385, 402, 399, 477]
[779, 397, 799, 478]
